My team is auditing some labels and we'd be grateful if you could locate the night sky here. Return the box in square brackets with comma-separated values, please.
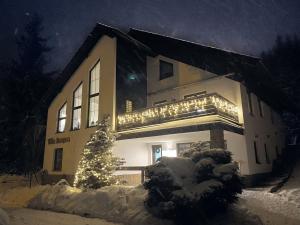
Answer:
[1, 0, 300, 71]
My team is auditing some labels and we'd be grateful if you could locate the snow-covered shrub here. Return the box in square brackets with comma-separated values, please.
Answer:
[144, 142, 243, 223]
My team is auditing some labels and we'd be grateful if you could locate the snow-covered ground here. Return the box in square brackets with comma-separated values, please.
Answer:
[240, 153, 300, 225]
[3, 208, 121, 225]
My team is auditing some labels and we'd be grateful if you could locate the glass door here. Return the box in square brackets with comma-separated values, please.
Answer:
[152, 145, 162, 163]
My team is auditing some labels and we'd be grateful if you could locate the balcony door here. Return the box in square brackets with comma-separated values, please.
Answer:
[152, 145, 162, 163]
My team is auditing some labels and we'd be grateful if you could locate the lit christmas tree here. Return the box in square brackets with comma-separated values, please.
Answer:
[73, 116, 122, 189]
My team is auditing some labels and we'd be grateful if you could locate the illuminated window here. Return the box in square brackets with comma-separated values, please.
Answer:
[153, 100, 167, 106]
[57, 103, 67, 133]
[72, 83, 82, 130]
[126, 100, 133, 113]
[264, 143, 270, 163]
[177, 143, 192, 156]
[53, 148, 63, 171]
[88, 60, 100, 127]
[254, 141, 260, 164]
[159, 60, 173, 80]
[258, 98, 264, 117]
[247, 90, 253, 115]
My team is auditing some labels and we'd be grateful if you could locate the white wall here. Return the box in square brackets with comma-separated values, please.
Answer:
[240, 84, 286, 175]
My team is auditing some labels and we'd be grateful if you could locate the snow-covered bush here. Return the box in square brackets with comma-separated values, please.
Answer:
[144, 142, 243, 223]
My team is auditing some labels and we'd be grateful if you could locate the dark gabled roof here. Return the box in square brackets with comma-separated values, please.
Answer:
[41, 24, 295, 114]
[129, 28, 295, 113]
[41, 23, 154, 105]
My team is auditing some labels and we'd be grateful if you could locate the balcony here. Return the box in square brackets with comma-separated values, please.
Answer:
[117, 93, 239, 131]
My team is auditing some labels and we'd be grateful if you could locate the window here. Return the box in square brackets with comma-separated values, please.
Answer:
[177, 143, 192, 156]
[72, 83, 82, 130]
[57, 103, 67, 133]
[247, 90, 253, 115]
[53, 148, 63, 171]
[88, 61, 100, 127]
[126, 100, 133, 113]
[159, 60, 173, 80]
[276, 145, 280, 157]
[264, 144, 270, 163]
[254, 141, 260, 164]
[184, 91, 207, 99]
[153, 100, 167, 106]
[258, 97, 264, 117]
[152, 145, 162, 163]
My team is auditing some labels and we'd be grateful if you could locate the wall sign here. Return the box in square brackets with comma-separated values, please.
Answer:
[48, 137, 70, 145]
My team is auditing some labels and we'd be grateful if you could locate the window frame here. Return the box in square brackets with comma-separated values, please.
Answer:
[176, 142, 193, 156]
[159, 60, 174, 80]
[71, 82, 83, 131]
[53, 148, 63, 171]
[57, 102, 67, 133]
[87, 60, 100, 128]
[258, 97, 264, 117]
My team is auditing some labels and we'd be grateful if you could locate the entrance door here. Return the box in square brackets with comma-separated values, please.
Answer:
[152, 145, 162, 163]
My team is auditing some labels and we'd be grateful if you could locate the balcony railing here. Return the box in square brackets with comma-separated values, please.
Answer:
[117, 93, 239, 131]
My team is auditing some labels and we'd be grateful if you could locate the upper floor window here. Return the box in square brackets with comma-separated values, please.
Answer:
[57, 103, 67, 133]
[247, 90, 253, 115]
[88, 60, 100, 127]
[258, 97, 264, 117]
[159, 60, 173, 80]
[72, 83, 82, 130]
[53, 148, 63, 171]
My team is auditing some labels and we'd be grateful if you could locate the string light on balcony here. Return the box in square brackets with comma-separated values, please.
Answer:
[118, 94, 238, 128]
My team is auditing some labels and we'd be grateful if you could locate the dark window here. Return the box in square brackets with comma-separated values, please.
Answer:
[184, 91, 207, 99]
[159, 60, 173, 80]
[247, 90, 253, 115]
[152, 145, 162, 163]
[254, 141, 260, 164]
[177, 143, 192, 156]
[57, 103, 67, 133]
[276, 145, 280, 157]
[72, 83, 82, 130]
[258, 98, 264, 117]
[53, 148, 63, 171]
[88, 60, 100, 127]
[153, 100, 167, 106]
[264, 144, 270, 163]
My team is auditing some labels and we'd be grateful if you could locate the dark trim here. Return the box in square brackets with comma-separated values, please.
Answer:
[87, 60, 100, 128]
[71, 82, 83, 131]
[117, 122, 244, 140]
[53, 148, 63, 171]
[57, 102, 67, 133]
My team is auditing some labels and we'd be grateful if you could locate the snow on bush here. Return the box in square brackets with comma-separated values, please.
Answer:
[144, 142, 243, 223]
[0, 208, 9, 225]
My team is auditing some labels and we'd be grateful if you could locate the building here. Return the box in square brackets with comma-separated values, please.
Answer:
[42, 23, 287, 186]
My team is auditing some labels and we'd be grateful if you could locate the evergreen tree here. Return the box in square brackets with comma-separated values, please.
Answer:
[74, 116, 123, 189]
[0, 13, 54, 173]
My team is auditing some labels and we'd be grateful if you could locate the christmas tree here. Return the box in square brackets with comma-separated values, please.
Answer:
[73, 116, 122, 189]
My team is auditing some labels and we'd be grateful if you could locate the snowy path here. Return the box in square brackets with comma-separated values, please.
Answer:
[4, 207, 122, 225]
[240, 152, 300, 225]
